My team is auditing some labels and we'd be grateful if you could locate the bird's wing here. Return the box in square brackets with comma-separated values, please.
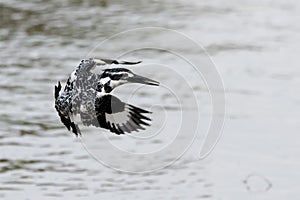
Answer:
[80, 94, 151, 135]
[54, 81, 62, 99]
[54, 82, 81, 136]
[56, 110, 81, 136]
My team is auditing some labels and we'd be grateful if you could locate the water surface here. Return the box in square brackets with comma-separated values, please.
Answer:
[1, 0, 300, 199]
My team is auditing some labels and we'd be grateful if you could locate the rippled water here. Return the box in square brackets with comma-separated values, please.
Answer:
[1, 0, 300, 199]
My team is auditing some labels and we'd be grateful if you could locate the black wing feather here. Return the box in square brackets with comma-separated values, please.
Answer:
[54, 81, 61, 100]
[81, 94, 152, 135]
[56, 108, 81, 136]
[54, 82, 81, 136]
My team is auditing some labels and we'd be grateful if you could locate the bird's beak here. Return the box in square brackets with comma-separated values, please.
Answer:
[128, 74, 160, 86]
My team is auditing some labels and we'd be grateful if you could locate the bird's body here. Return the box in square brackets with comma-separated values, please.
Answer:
[54, 58, 159, 136]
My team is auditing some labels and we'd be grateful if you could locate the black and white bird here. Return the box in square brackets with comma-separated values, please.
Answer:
[54, 58, 159, 136]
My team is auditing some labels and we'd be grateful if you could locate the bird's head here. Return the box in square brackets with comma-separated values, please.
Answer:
[98, 68, 159, 92]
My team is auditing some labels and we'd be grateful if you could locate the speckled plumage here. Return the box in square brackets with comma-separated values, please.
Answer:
[54, 58, 158, 136]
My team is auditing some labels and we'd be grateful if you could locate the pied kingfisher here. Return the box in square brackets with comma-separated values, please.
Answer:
[54, 58, 159, 136]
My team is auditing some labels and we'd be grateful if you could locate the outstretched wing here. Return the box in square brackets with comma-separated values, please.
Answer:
[80, 94, 151, 135]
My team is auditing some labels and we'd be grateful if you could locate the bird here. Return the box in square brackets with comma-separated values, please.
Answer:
[54, 58, 159, 136]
